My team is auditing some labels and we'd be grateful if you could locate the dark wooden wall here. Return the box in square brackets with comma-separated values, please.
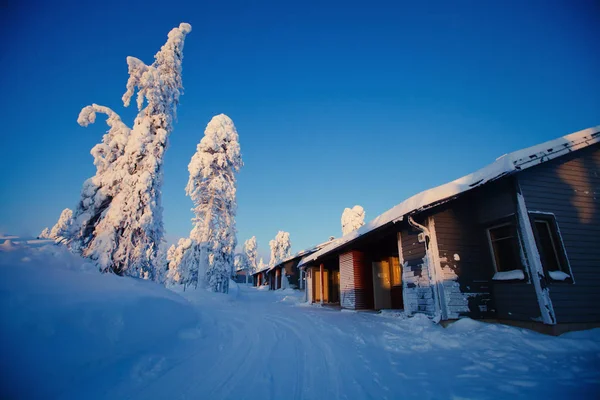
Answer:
[430, 179, 542, 321]
[518, 143, 600, 323]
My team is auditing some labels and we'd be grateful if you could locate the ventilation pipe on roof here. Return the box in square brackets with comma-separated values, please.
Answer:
[407, 214, 443, 322]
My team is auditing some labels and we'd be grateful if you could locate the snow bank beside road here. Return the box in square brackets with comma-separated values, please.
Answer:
[0, 241, 199, 399]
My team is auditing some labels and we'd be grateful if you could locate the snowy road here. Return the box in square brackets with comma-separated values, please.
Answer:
[71, 285, 599, 400]
[1, 242, 599, 400]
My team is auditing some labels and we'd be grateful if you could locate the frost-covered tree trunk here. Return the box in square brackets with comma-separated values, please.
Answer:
[49, 208, 73, 244]
[167, 114, 243, 293]
[341, 205, 365, 235]
[79, 23, 192, 278]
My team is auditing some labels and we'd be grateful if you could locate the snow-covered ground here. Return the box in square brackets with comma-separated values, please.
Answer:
[2, 238, 600, 399]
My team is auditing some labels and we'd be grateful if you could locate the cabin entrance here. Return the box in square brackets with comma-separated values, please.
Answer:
[309, 262, 340, 304]
[372, 256, 402, 310]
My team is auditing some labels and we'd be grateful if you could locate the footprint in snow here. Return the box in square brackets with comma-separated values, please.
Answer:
[131, 355, 166, 383]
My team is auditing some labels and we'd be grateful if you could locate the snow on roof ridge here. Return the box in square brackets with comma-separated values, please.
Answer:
[300, 125, 600, 267]
[266, 237, 339, 272]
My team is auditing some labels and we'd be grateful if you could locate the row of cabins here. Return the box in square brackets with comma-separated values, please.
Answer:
[251, 240, 335, 290]
[295, 126, 600, 334]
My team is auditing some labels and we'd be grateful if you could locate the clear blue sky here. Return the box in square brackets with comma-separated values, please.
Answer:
[1, 0, 598, 260]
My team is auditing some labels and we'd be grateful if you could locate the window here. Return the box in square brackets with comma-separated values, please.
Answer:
[487, 221, 523, 273]
[531, 214, 571, 282]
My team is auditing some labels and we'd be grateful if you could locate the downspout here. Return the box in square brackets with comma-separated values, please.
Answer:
[407, 214, 444, 322]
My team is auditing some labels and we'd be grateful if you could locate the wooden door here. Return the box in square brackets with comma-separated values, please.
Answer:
[314, 268, 321, 302]
[314, 269, 330, 303]
[330, 270, 340, 303]
[307, 269, 314, 302]
[372, 261, 392, 309]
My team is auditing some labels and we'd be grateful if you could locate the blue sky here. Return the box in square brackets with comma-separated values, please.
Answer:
[1, 0, 598, 260]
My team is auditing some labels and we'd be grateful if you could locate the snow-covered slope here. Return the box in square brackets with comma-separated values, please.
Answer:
[0, 238, 199, 399]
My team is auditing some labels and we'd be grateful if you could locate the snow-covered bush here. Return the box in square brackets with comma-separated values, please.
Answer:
[341, 205, 365, 235]
[167, 114, 243, 293]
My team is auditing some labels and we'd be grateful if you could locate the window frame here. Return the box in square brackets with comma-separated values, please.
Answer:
[485, 217, 527, 281]
[529, 212, 574, 284]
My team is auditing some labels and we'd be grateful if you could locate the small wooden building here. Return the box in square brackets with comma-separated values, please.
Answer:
[232, 268, 252, 284]
[266, 240, 335, 290]
[252, 267, 270, 287]
[300, 126, 600, 333]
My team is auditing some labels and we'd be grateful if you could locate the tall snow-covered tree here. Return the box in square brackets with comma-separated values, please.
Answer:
[244, 236, 258, 273]
[269, 231, 291, 267]
[77, 23, 192, 278]
[341, 205, 365, 235]
[167, 114, 243, 293]
[49, 208, 73, 243]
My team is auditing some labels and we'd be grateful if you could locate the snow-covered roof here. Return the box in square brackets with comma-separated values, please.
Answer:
[268, 238, 337, 272]
[299, 125, 600, 267]
[252, 265, 270, 275]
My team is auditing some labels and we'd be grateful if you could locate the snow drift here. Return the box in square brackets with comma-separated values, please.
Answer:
[0, 239, 198, 399]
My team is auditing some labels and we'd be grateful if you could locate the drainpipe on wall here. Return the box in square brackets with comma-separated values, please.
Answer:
[407, 214, 445, 322]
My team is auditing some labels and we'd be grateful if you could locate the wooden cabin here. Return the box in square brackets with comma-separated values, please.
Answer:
[300, 126, 600, 334]
[232, 269, 252, 284]
[252, 268, 269, 287]
[266, 240, 335, 290]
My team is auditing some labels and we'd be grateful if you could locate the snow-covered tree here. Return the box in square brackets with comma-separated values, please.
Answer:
[67, 105, 130, 253]
[166, 238, 199, 289]
[49, 208, 73, 244]
[258, 257, 266, 271]
[39, 227, 50, 239]
[234, 253, 248, 273]
[268, 231, 291, 289]
[244, 236, 258, 273]
[341, 205, 365, 235]
[153, 244, 169, 284]
[167, 114, 243, 293]
[76, 23, 192, 278]
[269, 231, 291, 267]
